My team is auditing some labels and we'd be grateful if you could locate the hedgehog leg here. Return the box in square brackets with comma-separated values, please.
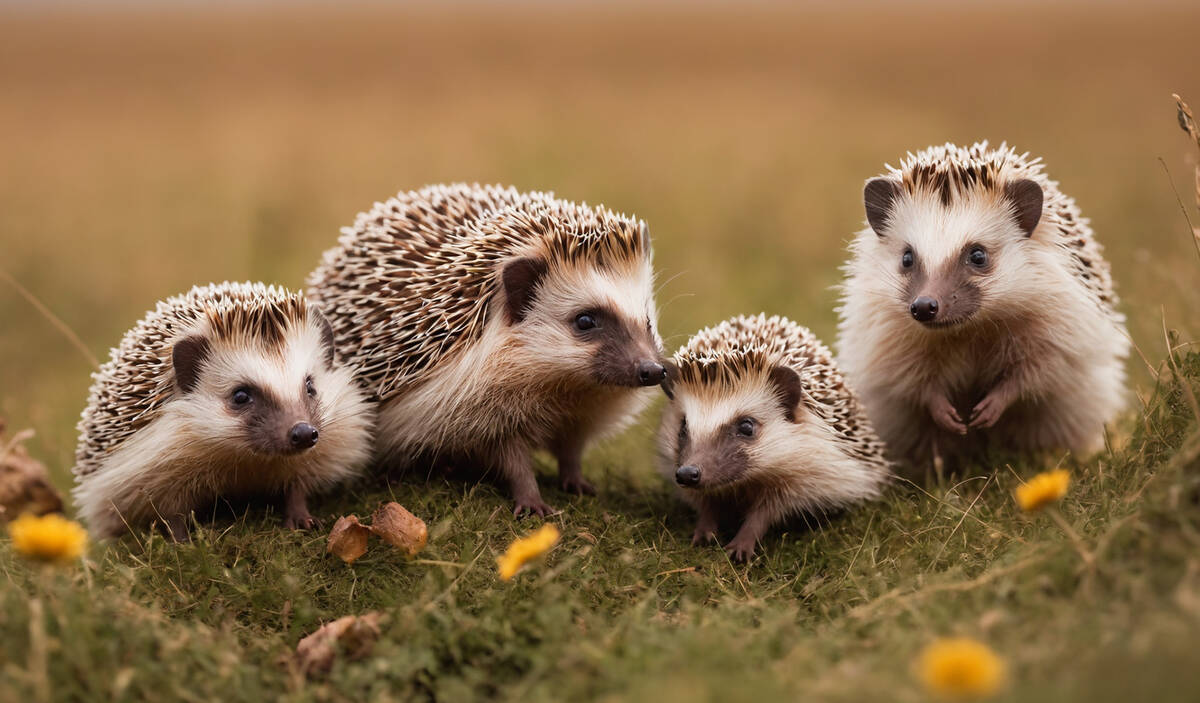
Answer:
[691, 499, 719, 546]
[502, 447, 553, 518]
[725, 504, 770, 563]
[282, 483, 320, 530]
[969, 380, 1018, 430]
[551, 431, 596, 496]
[928, 393, 968, 435]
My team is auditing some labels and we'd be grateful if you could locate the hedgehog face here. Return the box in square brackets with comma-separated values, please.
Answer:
[501, 256, 664, 389]
[168, 312, 343, 460]
[862, 176, 1043, 330]
[663, 366, 804, 492]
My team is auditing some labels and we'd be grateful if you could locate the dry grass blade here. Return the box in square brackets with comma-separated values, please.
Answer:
[0, 266, 98, 368]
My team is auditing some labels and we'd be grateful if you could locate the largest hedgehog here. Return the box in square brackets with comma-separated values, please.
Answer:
[306, 184, 665, 516]
[837, 142, 1129, 468]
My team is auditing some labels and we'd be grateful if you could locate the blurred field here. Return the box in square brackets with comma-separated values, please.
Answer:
[2, 3, 1200, 701]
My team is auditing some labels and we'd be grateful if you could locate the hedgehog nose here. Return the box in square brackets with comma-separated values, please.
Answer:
[637, 361, 666, 386]
[910, 296, 939, 323]
[675, 465, 701, 487]
[289, 422, 318, 450]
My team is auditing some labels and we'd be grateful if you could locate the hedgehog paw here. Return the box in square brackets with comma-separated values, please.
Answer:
[724, 537, 756, 563]
[560, 476, 596, 496]
[692, 528, 717, 546]
[969, 392, 1009, 429]
[284, 513, 320, 531]
[929, 395, 968, 435]
[513, 498, 554, 518]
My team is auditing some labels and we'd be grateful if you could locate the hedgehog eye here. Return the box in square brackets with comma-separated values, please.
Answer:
[967, 246, 989, 268]
[230, 387, 253, 407]
[677, 416, 688, 447]
[735, 417, 757, 438]
[901, 248, 915, 269]
[574, 313, 597, 331]
[305, 376, 317, 398]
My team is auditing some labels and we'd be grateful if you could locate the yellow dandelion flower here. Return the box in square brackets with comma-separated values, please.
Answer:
[916, 637, 1006, 700]
[8, 513, 88, 563]
[496, 524, 560, 581]
[1015, 469, 1070, 512]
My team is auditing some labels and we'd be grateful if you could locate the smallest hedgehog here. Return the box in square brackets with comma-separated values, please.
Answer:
[72, 282, 374, 539]
[659, 314, 890, 562]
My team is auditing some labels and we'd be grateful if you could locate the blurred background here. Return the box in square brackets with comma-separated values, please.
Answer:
[2, 1, 1199, 491]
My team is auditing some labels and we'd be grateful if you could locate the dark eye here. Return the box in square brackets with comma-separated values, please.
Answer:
[968, 246, 988, 268]
[901, 249, 914, 269]
[677, 416, 688, 447]
[574, 313, 596, 331]
[305, 376, 316, 398]
[231, 387, 252, 407]
[736, 417, 757, 438]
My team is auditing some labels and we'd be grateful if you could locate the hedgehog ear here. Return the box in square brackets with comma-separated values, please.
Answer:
[661, 360, 679, 400]
[768, 366, 803, 423]
[311, 309, 336, 367]
[502, 257, 549, 324]
[172, 335, 211, 394]
[1005, 179, 1043, 237]
[864, 178, 901, 236]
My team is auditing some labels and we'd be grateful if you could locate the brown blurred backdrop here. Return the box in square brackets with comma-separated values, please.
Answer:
[2, 3, 1198, 488]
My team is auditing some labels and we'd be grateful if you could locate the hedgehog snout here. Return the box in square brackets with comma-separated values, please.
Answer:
[675, 465, 701, 487]
[637, 360, 666, 386]
[289, 422, 319, 450]
[910, 296, 939, 323]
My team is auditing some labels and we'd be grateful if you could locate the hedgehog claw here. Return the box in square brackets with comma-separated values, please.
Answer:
[692, 529, 717, 546]
[929, 395, 968, 435]
[513, 499, 553, 518]
[724, 538, 756, 563]
[284, 513, 321, 531]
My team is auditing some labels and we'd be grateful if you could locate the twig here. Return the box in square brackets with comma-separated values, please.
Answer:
[0, 266, 98, 367]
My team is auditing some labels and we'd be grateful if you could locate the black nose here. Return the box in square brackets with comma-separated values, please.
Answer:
[637, 360, 666, 386]
[289, 422, 318, 450]
[910, 296, 939, 322]
[675, 465, 701, 487]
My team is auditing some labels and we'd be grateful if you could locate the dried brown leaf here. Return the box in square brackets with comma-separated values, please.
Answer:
[0, 423, 63, 523]
[326, 515, 371, 564]
[369, 502, 428, 557]
[293, 612, 384, 676]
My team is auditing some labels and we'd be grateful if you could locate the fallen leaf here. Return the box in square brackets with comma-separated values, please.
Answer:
[0, 422, 63, 523]
[369, 502, 427, 557]
[326, 515, 371, 563]
[294, 612, 383, 675]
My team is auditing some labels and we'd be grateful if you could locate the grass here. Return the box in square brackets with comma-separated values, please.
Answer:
[2, 3, 1200, 701]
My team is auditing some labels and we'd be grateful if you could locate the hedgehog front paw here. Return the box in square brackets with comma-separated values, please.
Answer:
[283, 512, 320, 530]
[560, 475, 596, 496]
[929, 395, 968, 435]
[969, 390, 1011, 429]
[692, 526, 717, 546]
[724, 536, 756, 563]
[512, 498, 554, 518]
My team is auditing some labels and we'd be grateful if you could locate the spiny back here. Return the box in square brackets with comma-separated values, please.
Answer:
[74, 282, 310, 477]
[885, 141, 1118, 316]
[674, 314, 889, 473]
[306, 183, 648, 402]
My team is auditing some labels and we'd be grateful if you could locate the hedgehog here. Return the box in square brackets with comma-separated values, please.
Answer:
[306, 183, 665, 517]
[658, 314, 890, 562]
[72, 282, 375, 539]
[836, 141, 1129, 469]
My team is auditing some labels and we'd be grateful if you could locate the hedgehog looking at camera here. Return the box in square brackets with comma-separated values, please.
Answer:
[659, 314, 890, 562]
[307, 184, 665, 517]
[837, 142, 1129, 469]
[73, 282, 375, 540]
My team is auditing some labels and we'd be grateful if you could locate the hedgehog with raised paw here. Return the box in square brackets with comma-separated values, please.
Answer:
[837, 142, 1129, 470]
[73, 282, 375, 540]
[659, 314, 890, 562]
[307, 184, 665, 517]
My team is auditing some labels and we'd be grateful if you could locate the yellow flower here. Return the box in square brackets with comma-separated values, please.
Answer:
[8, 513, 88, 563]
[496, 524, 560, 581]
[916, 637, 1006, 700]
[1015, 469, 1070, 512]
